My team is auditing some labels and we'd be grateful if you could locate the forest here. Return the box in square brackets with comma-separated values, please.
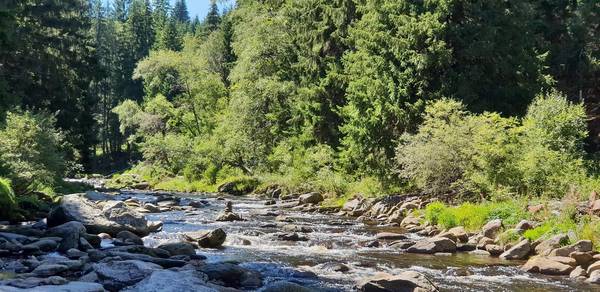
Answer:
[0, 0, 599, 214]
[2, 0, 600, 290]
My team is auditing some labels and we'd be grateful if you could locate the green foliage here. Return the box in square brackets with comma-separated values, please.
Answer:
[0, 112, 66, 195]
[0, 178, 17, 220]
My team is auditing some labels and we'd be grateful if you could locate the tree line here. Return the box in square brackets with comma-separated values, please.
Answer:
[0, 0, 599, 202]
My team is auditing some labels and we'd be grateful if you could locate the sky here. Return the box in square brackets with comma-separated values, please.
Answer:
[186, 0, 235, 19]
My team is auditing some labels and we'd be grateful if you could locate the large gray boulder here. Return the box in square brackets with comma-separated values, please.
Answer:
[0, 282, 106, 292]
[48, 194, 150, 236]
[356, 271, 438, 291]
[157, 242, 196, 256]
[45, 221, 86, 252]
[298, 192, 324, 205]
[185, 229, 226, 248]
[500, 239, 530, 260]
[198, 263, 262, 289]
[93, 260, 163, 291]
[123, 270, 215, 292]
[521, 256, 574, 275]
[406, 238, 456, 254]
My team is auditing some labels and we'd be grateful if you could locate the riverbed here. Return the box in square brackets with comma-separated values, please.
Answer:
[116, 190, 596, 292]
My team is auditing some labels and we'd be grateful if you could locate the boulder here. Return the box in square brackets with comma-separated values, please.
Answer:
[570, 266, 587, 279]
[485, 244, 504, 256]
[356, 271, 438, 292]
[31, 264, 69, 277]
[570, 251, 594, 266]
[521, 256, 574, 275]
[93, 260, 163, 291]
[587, 270, 600, 284]
[298, 192, 324, 205]
[446, 227, 469, 243]
[143, 203, 161, 213]
[499, 239, 530, 260]
[587, 261, 600, 274]
[534, 234, 569, 256]
[45, 221, 87, 252]
[481, 219, 502, 239]
[22, 239, 58, 253]
[549, 240, 592, 257]
[198, 263, 262, 289]
[157, 242, 196, 256]
[116, 230, 144, 245]
[47, 194, 149, 236]
[103, 251, 186, 268]
[375, 232, 407, 241]
[215, 212, 244, 222]
[514, 220, 535, 233]
[260, 281, 316, 292]
[0, 282, 106, 292]
[407, 238, 456, 254]
[185, 229, 226, 248]
[3, 276, 67, 289]
[282, 225, 313, 233]
[276, 232, 308, 242]
[122, 270, 214, 292]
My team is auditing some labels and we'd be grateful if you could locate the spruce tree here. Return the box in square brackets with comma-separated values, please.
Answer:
[172, 0, 189, 24]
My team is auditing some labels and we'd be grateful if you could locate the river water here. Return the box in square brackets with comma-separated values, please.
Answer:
[122, 191, 596, 291]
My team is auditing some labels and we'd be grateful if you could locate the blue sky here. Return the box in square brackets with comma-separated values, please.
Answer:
[185, 0, 235, 19]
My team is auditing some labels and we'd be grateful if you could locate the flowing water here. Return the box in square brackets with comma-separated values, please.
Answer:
[122, 191, 597, 291]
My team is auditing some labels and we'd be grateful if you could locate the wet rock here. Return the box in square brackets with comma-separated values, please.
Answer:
[570, 266, 587, 279]
[356, 271, 438, 292]
[375, 232, 407, 241]
[264, 200, 276, 206]
[260, 281, 316, 292]
[587, 261, 600, 274]
[143, 203, 161, 213]
[148, 221, 163, 233]
[116, 231, 144, 246]
[185, 229, 227, 248]
[31, 264, 68, 277]
[476, 237, 494, 249]
[103, 251, 186, 268]
[365, 240, 380, 248]
[316, 262, 350, 273]
[521, 256, 574, 275]
[276, 232, 308, 242]
[0, 282, 106, 292]
[438, 227, 468, 243]
[157, 242, 196, 256]
[98, 233, 112, 240]
[122, 269, 212, 292]
[400, 214, 421, 227]
[481, 219, 502, 239]
[215, 212, 244, 222]
[298, 192, 324, 205]
[282, 225, 313, 233]
[3, 276, 67, 289]
[534, 234, 569, 256]
[66, 248, 88, 259]
[21, 239, 58, 253]
[469, 250, 491, 256]
[275, 215, 293, 222]
[500, 239, 530, 260]
[390, 240, 415, 249]
[45, 221, 86, 252]
[93, 260, 163, 291]
[407, 237, 456, 254]
[198, 263, 262, 289]
[47, 194, 150, 236]
[456, 243, 476, 252]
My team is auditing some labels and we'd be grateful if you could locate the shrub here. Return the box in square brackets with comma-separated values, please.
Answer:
[424, 200, 530, 231]
[0, 178, 16, 220]
[0, 111, 65, 194]
[425, 201, 447, 225]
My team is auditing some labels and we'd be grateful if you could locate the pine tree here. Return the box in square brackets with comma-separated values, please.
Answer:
[172, 0, 189, 24]
[205, 0, 220, 32]
[158, 17, 183, 51]
[113, 0, 131, 22]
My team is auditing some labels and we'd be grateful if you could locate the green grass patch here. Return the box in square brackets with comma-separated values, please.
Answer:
[424, 200, 530, 231]
[0, 178, 17, 220]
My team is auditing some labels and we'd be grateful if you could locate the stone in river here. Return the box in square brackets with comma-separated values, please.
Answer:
[499, 239, 530, 260]
[92, 260, 163, 291]
[0, 282, 106, 292]
[481, 219, 502, 239]
[356, 271, 438, 292]
[521, 256, 574, 275]
[122, 269, 213, 292]
[407, 237, 456, 254]
[198, 263, 262, 289]
[276, 232, 308, 242]
[31, 264, 69, 277]
[116, 230, 144, 245]
[157, 242, 196, 256]
[298, 192, 324, 205]
[185, 228, 227, 248]
[375, 232, 407, 240]
[45, 221, 86, 252]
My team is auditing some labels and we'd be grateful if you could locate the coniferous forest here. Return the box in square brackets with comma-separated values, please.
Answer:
[1, 1, 600, 290]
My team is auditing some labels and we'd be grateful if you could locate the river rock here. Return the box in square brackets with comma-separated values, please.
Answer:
[66, 248, 88, 259]
[157, 242, 196, 256]
[93, 260, 163, 291]
[548, 240, 592, 257]
[407, 237, 456, 254]
[260, 281, 316, 292]
[143, 203, 161, 213]
[298, 192, 324, 205]
[534, 234, 569, 256]
[316, 262, 350, 273]
[485, 244, 504, 256]
[587, 270, 600, 284]
[481, 219, 502, 239]
[116, 230, 144, 245]
[356, 271, 438, 292]
[570, 266, 587, 279]
[515, 220, 535, 233]
[375, 232, 407, 240]
[587, 261, 600, 274]
[45, 221, 86, 252]
[198, 263, 262, 289]
[3, 276, 67, 289]
[103, 251, 186, 268]
[215, 212, 244, 222]
[500, 239, 530, 260]
[185, 229, 226, 248]
[148, 221, 163, 233]
[0, 282, 106, 292]
[22, 239, 58, 253]
[122, 269, 213, 292]
[282, 225, 313, 233]
[570, 251, 594, 266]
[31, 264, 69, 277]
[521, 256, 574, 275]
[276, 232, 308, 241]
[390, 240, 415, 249]
[47, 194, 150, 236]
[400, 214, 421, 227]
[438, 227, 468, 243]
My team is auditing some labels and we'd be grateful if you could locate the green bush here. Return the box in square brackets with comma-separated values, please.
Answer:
[0, 111, 66, 195]
[424, 200, 530, 231]
[0, 178, 17, 220]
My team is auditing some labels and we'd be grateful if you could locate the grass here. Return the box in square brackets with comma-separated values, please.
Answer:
[424, 200, 531, 231]
[0, 177, 17, 220]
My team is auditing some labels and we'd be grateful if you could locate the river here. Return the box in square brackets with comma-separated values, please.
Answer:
[117, 190, 595, 291]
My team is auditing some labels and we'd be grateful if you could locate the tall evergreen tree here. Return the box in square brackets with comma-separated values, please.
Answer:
[172, 0, 189, 24]
[205, 0, 221, 32]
